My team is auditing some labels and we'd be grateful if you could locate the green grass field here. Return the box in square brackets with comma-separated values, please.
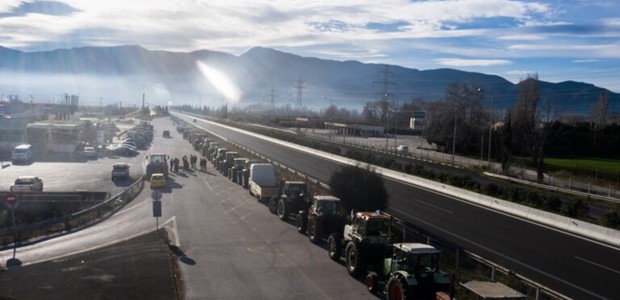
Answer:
[545, 157, 620, 180]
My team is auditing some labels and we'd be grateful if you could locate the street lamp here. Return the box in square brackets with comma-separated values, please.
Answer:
[488, 95, 494, 167]
[451, 106, 457, 165]
[322, 96, 334, 139]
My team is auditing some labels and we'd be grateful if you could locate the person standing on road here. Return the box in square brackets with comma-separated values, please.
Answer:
[170, 157, 174, 172]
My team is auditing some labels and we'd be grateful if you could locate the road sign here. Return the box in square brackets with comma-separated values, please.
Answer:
[5, 192, 17, 208]
[151, 190, 162, 201]
[152, 200, 162, 218]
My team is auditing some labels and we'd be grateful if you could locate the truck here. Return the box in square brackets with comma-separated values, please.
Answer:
[10, 176, 43, 192]
[327, 211, 393, 277]
[248, 163, 279, 202]
[297, 195, 346, 244]
[145, 153, 169, 179]
[11, 144, 33, 164]
[365, 243, 451, 300]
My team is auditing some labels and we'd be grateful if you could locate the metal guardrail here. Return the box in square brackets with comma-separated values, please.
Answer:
[0, 178, 144, 248]
[177, 114, 569, 300]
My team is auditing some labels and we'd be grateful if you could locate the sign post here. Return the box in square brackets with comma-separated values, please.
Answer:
[151, 190, 162, 230]
[6, 192, 19, 257]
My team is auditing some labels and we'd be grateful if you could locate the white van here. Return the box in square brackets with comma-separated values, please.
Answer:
[12, 144, 33, 163]
[248, 163, 279, 202]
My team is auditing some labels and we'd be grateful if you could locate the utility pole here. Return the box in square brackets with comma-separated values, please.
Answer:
[294, 78, 305, 110]
[488, 95, 494, 166]
[452, 106, 457, 165]
[269, 86, 276, 116]
[374, 65, 398, 151]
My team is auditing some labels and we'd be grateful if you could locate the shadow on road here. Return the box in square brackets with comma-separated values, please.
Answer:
[169, 245, 196, 266]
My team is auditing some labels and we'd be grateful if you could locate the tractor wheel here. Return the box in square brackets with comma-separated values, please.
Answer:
[307, 218, 321, 244]
[345, 242, 366, 277]
[296, 214, 307, 234]
[327, 233, 341, 261]
[268, 197, 278, 214]
[277, 199, 289, 221]
[366, 272, 379, 294]
[386, 276, 411, 300]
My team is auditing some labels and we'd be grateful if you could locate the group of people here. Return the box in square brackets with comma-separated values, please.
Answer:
[168, 154, 208, 173]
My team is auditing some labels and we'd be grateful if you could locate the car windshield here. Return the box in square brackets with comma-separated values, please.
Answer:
[1, 2, 618, 300]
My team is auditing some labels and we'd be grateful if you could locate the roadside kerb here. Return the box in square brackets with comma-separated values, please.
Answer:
[177, 111, 620, 249]
[0, 177, 145, 248]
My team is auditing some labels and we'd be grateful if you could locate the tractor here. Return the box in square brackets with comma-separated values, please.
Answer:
[327, 211, 392, 277]
[365, 243, 451, 300]
[145, 153, 169, 179]
[296, 195, 347, 244]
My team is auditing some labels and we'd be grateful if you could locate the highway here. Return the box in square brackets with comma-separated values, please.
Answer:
[175, 112, 620, 300]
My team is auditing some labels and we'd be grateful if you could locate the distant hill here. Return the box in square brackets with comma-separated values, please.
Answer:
[0, 45, 617, 113]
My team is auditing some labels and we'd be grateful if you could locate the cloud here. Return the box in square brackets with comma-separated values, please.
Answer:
[0, 1, 79, 18]
[572, 59, 602, 63]
[436, 58, 512, 67]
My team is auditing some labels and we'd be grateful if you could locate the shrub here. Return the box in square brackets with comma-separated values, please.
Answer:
[329, 164, 389, 212]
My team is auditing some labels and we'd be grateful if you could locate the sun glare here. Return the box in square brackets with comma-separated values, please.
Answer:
[196, 61, 241, 103]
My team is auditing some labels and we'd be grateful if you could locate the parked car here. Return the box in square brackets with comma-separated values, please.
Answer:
[10, 176, 43, 192]
[82, 146, 98, 159]
[112, 145, 139, 156]
[111, 163, 130, 181]
[396, 145, 409, 153]
[150, 173, 166, 189]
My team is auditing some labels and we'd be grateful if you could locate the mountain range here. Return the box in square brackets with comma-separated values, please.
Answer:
[0, 45, 617, 114]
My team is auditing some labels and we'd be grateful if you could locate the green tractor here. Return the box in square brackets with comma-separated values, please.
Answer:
[365, 243, 451, 300]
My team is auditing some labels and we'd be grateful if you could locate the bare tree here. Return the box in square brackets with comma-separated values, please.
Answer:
[590, 92, 609, 149]
[510, 74, 557, 182]
[427, 81, 485, 153]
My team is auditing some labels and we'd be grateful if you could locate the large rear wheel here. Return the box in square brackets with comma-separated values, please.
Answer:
[277, 199, 289, 221]
[386, 276, 410, 300]
[327, 233, 341, 261]
[296, 214, 307, 233]
[307, 218, 321, 244]
[345, 242, 366, 277]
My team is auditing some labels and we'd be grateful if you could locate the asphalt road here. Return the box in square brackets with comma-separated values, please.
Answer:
[175, 112, 620, 300]
[1, 116, 375, 300]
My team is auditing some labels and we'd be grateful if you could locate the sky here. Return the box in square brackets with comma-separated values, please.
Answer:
[0, 0, 619, 94]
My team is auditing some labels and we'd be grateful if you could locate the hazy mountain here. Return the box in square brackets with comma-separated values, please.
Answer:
[0, 45, 617, 113]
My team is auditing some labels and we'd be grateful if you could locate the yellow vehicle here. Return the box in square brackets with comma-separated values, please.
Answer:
[150, 173, 166, 189]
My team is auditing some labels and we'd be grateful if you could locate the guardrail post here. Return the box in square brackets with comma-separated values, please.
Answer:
[64, 216, 71, 231]
[535, 287, 540, 300]
[491, 266, 495, 281]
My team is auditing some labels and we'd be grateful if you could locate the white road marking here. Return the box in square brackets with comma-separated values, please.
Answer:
[161, 216, 180, 247]
[391, 206, 605, 300]
[575, 256, 620, 275]
[412, 198, 454, 214]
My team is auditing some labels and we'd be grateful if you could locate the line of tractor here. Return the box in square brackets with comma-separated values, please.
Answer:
[175, 117, 453, 300]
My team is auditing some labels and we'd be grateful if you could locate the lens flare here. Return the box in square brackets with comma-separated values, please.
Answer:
[196, 61, 241, 103]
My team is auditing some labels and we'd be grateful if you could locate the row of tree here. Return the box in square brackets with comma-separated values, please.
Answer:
[424, 74, 616, 182]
